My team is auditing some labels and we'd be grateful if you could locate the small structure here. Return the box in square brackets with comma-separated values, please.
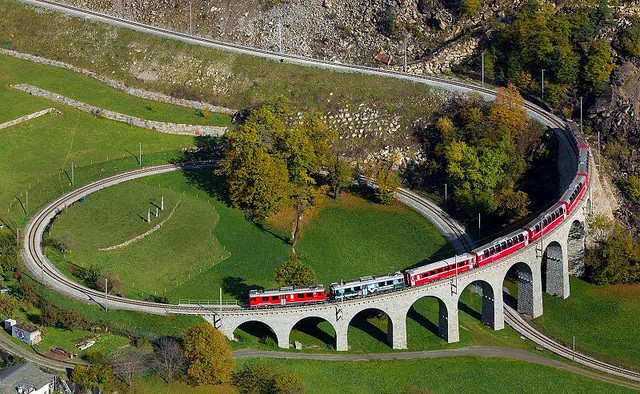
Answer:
[0, 362, 56, 394]
[11, 323, 42, 346]
[2, 320, 15, 332]
[374, 49, 392, 65]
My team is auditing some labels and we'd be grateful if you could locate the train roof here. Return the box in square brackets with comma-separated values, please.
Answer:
[249, 285, 325, 297]
[405, 253, 474, 276]
[472, 228, 528, 255]
[329, 271, 404, 288]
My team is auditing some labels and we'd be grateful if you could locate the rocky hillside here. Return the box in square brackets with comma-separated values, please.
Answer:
[38, 0, 640, 225]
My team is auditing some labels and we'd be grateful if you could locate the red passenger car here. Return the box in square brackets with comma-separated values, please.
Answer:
[248, 285, 326, 307]
[473, 229, 529, 267]
[404, 253, 475, 287]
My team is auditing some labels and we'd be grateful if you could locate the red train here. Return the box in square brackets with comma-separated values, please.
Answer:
[248, 121, 590, 307]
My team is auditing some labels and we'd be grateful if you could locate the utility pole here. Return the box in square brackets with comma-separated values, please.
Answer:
[139, 142, 142, 166]
[105, 278, 108, 312]
[403, 35, 407, 73]
[71, 162, 75, 187]
[189, 0, 193, 35]
[444, 183, 448, 201]
[481, 52, 485, 88]
[278, 17, 282, 53]
[25, 191, 28, 215]
[541, 69, 545, 99]
[580, 96, 583, 134]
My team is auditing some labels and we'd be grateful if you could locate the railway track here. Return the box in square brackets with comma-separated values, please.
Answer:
[505, 307, 640, 386]
[15, 0, 640, 385]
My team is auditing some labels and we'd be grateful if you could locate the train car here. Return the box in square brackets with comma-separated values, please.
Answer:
[404, 253, 475, 287]
[248, 285, 326, 307]
[473, 229, 529, 267]
[560, 174, 588, 216]
[329, 272, 405, 300]
[525, 202, 566, 243]
[578, 146, 590, 177]
[565, 120, 589, 155]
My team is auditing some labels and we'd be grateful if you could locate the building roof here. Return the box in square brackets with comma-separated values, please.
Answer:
[0, 363, 54, 394]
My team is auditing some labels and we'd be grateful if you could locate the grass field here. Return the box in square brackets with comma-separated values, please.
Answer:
[0, 54, 231, 126]
[48, 170, 450, 302]
[533, 277, 640, 371]
[234, 358, 637, 394]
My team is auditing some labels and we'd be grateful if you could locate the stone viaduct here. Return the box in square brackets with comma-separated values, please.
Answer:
[204, 127, 591, 352]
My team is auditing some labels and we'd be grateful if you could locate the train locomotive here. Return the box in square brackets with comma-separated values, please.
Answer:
[248, 121, 590, 308]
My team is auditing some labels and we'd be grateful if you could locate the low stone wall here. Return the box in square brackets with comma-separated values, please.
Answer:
[12, 84, 227, 137]
[0, 108, 60, 130]
[0, 48, 236, 115]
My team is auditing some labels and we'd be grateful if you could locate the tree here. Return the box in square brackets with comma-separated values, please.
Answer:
[154, 337, 186, 383]
[39, 300, 59, 327]
[111, 350, 149, 387]
[218, 131, 291, 220]
[583, 39, 615, 85]
[272, 372, 305, 394]
[233, 363, 305, 394]
[619, 20, 640, 58]
[97, 271, 122, 295]
[328, 156, 354, 200]
[0, 294, 19, 319]
[274, 252, 317, 287]
[59, 309, 83, 330]
[183, 323, 234, 386]
[488, 83, 528, 141]
[0, 232, 18, 272]
[584, 223, 640, 285]
[369, 159, 400, 205]
[233, 363, 274, 394]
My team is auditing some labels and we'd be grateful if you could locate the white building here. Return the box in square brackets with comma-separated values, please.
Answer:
[11, 324, 41, 346]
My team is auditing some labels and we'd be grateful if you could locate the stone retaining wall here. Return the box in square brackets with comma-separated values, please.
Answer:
[1, 48, 236, 115]
[13, 84, 227, 137]
[0, 108, 60, 130]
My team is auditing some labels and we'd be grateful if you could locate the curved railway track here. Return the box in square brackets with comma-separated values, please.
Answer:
[15, 0, 640, 385]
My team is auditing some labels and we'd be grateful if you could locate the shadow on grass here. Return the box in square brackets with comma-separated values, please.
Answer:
[222, 276, 264, 303]
[292, 317, 336, 349]
[236, 321, 278, 346]
[254, 220, 291, 245]
[458, 301, 482, 321]
[350, 310, 390, 348]
[407, 305, 439, 337]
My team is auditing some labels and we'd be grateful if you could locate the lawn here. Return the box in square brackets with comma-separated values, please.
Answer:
[0, 54, 231, 126]
[533, 276, 640, 371]
[47, 170, 450, 303]
[235, 357, 637, 394]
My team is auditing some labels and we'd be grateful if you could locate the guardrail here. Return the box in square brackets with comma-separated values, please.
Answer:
[178, 299, 240, 306]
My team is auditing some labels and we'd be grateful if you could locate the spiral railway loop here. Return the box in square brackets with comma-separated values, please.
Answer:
[16, 0, 640, 384]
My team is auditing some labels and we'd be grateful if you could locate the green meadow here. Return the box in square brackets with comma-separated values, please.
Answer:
[47, 170, 449, 302]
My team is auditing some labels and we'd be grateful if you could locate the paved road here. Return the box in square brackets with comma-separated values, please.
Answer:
[234, 346, 640, 391]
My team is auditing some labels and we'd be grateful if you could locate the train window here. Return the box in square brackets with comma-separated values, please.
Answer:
[271, 296, 279, 301]
[535, 224, 541, 232]
[306, 293, 313, 298]
[489, 246, 495, 255]
[501, 241, 507, 249]
[518, 234, 524, 242]
[483, 250, 489, 258]
[543, 218, 548, 226]
[262, 297, 268, 301]
[507, 239, 513, 247]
